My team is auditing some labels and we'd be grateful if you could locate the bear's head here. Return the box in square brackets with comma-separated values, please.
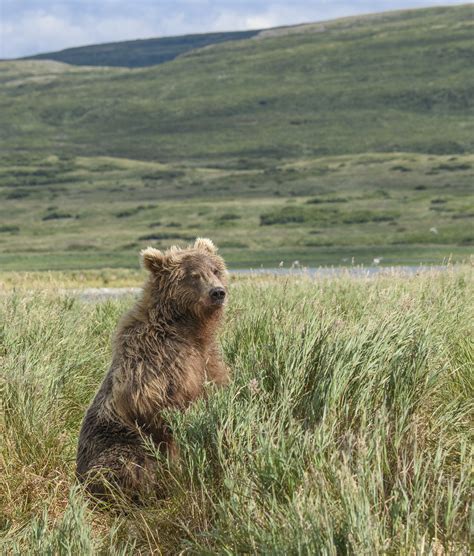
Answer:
[140, 238, 228, 321]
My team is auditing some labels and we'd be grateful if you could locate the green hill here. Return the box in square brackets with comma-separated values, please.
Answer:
[2, 5, 473, 164]
[0, 5, 473, 270]
[23, 30, 260, 68]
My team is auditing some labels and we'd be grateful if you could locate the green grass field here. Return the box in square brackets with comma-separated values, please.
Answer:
[0, 151, 472, 270]
[0, 5, 473, 269]
[1, 268, 472, 553]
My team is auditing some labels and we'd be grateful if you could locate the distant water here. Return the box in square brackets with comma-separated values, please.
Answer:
[72, 266, 449, 302]
[231, 265, 446, 276]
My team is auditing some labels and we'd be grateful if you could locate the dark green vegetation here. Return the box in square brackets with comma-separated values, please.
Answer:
[24, 30, 260, 68]
[1, 270, 472, 552]
[0, 5, 473, 269]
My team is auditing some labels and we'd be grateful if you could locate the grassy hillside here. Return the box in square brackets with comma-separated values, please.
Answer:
[0, 5, 473, 269]
[2, 5, 474, 163]
[24, 31, 260, 68]
[1, 270, 472, 552]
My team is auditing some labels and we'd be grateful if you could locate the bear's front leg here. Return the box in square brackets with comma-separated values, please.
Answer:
[205, 343, 230, 386]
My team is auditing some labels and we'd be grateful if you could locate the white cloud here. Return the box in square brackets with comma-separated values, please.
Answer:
[0, 10, 159, 58]
[209, 4, 367, 33]
[1, 12, 88, 58]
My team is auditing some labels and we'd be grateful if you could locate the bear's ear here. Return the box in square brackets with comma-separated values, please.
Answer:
[194, 237, 217, 254]
[140, 247, 165, 273]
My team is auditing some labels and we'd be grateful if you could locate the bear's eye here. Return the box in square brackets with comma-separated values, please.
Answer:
[212, 268, 220, 276]
[191, 272, 200, 280]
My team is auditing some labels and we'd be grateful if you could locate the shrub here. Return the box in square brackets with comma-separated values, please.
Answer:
[115, 205, 157, 218]
[342, 211, 398, 224]
[6, 189, 30, 200]
[306, 197, 348, 204]
[434, 163, 471, 172]
[217, 213, 241, 221]
[0, 225, 20, 233]
[138, 232, 193, 240]
[260, 207, 305, 225]
[42, 212, 73, 221]
[390, 165, 412, 172]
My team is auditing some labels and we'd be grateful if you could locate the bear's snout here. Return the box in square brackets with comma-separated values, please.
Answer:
[209, 287, 226, 304]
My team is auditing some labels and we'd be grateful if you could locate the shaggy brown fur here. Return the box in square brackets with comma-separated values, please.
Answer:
[76, 238, 230, 502]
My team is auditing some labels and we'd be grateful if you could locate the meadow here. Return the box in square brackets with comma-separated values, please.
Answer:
[0, 151, 472, 270]
[1, 5, 473, 270]
[1, 267, 472, 554]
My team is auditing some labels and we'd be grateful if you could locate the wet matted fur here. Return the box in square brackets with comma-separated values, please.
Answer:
[76, 238, 230, 502]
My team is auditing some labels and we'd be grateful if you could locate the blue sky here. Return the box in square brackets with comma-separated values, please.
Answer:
[0, 1, 469, 58]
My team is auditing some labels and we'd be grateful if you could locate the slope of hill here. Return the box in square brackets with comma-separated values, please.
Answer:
[23, 30, 260, 68]
[1, 5, 473, 166]
[0, 5, 473, 270]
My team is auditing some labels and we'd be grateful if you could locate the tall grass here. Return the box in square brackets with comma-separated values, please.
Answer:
[1, 268, 472, 554]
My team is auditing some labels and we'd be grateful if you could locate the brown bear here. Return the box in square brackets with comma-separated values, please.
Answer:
[76, 238, 229, 502]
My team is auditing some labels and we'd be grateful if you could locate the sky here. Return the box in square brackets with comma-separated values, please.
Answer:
[0, 0, 469, 59]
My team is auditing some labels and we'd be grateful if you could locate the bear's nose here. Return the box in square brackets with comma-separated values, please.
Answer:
[210, 287, 226, 302]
